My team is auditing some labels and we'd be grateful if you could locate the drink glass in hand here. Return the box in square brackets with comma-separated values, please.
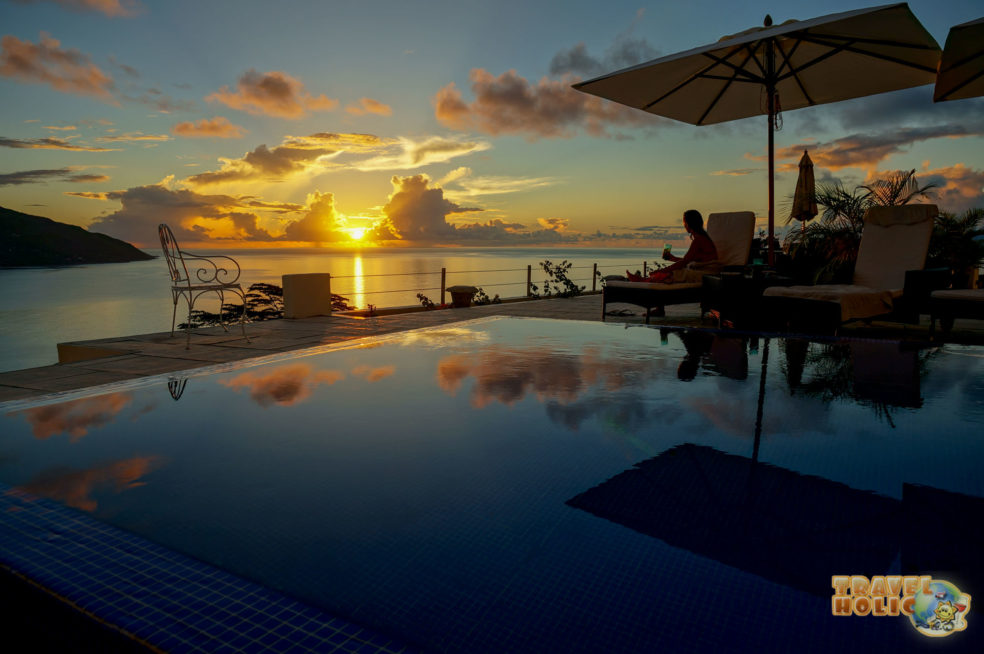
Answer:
[662, 243, 672, 260]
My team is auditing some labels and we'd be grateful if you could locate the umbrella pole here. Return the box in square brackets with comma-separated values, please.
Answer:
[766, 41, 776, 268]
[768, 108, 775, 266]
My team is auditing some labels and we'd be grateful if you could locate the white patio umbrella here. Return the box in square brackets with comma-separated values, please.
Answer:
[573, 3, 940, 265]
[934, 17, 984, 102]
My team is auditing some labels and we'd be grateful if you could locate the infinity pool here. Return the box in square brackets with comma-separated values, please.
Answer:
[2, 317, 982, 652]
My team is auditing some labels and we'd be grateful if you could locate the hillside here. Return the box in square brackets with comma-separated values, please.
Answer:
[1, 206, 154, 267]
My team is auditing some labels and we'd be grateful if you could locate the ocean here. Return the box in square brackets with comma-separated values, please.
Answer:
[0, 246, 665, 373]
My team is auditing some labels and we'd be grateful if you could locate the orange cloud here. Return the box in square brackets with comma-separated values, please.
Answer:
[19, 393, 132, 441]
[87, 182, 281, 243]
[222, 364, 344, 406]
[351, 365, 396, 383]
[207, 69, 338, 118]
[185, 132, 393, 187]
[537, 217, 568, 231]
[436, 347, 640, 408]
[18, 0, 141, 17]
[0, 33, 116, 103]
[440, 350, 580, 408]
[95, 131, 170, 142]
[20, 456, 162, 512]
[42, 124, 77, 131]
[767, 125, 984, 173]
[919, 163, 984, 213]
[346, 97, 392, 116]
[434, 68, 659, 140]
[172, 116, 246, 139]
[65, 190, 113, 199]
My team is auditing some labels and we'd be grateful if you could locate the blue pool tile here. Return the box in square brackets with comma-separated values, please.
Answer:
[0, 482, 418, 654]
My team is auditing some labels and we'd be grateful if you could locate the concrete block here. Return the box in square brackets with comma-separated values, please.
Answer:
[283, 273, 332, 319]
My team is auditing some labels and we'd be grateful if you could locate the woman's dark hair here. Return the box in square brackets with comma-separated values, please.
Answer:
[683, 209, 711, 241]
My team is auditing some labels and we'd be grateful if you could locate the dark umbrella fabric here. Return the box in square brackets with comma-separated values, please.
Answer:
[934, 17, 984, 102]
[573, 3, 939, 265]
[789, 150, 817, 229]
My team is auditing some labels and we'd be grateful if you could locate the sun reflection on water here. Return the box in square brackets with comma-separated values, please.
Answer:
[352, 253, 365, 309]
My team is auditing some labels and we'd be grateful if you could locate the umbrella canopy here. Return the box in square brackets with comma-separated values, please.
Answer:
[573, 3, 940, 265]
[934, 17, 984, 102]
[789, 150, 817, 228]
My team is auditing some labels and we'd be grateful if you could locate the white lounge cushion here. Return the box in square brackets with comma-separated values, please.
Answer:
[705, 211, 756, 267]
[931, 289, 984, 302]
[853, 204, 936, 290]
[763, 284, 900, 321]
[605, 280, 702, 291]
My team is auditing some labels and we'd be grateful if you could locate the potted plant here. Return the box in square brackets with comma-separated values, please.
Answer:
[447, 285, 479, 308]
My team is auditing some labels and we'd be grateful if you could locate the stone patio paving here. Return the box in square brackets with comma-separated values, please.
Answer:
[2, 293, 983, 404]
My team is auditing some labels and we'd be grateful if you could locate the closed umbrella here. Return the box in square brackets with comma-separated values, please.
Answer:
[789, 150, 817, 231]
[934, 17, 984, 102]
[573, 3, 940, 265]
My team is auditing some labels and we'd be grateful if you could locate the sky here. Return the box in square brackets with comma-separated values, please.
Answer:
[0, 0, 981, 248]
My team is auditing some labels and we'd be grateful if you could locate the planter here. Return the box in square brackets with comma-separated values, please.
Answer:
[447, 285, 478, 308]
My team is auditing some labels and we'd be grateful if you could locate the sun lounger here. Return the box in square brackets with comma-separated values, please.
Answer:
[930, 288, 984, 336]
[762, 204, 939, 332]
[601, 211, 756, 323]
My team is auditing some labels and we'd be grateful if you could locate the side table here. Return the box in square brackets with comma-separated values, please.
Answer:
[702, 272, 796, 329]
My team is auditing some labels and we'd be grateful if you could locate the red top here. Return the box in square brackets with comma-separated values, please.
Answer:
[663, 234, 717, 273]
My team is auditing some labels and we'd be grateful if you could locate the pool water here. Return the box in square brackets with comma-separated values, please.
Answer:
[2, 317, 982, 653]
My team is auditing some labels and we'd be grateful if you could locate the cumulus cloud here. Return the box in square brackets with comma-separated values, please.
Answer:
[345, 97, 392, 116]
[172, 116, 246, 139]
[369, 174, 573, 244]
[0, 168, 109, 186]
[0, 33, 116, 103]
[918, 163, 984, 213]
[0, 136, 114, 151]
[87, 182, 281, 243]
[12, 0, 141, 17]
[282, 191, 350, 243]
[207, 69, 338, 118]
[377, 174, 467, 239]
[434, 68, 659, 140]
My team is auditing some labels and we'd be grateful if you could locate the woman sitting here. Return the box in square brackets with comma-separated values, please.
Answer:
[627, 209, 717, 283]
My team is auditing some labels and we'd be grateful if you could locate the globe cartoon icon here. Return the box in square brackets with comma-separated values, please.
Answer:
[909, 580, 969, 635]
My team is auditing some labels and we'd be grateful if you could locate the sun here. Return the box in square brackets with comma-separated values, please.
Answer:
[345, 227, 369, 241]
